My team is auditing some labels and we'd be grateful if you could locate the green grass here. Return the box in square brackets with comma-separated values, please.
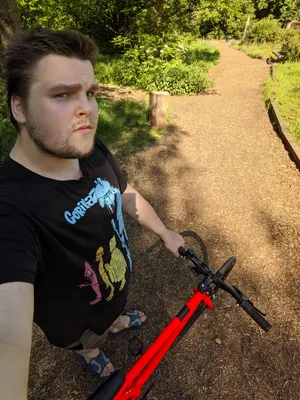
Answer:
[96, 98, 162, 156]
[185, 40, 220, 65]
[231, 40, 282, 59]
[273, 62, 300, 144]
[0, 96, 161, 163]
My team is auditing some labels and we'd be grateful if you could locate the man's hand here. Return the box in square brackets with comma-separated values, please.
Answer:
[160, 229, 185, 257]
[122, 184, 185, 257]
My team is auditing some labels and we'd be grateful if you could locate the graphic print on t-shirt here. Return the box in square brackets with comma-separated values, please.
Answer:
[64, 177, 132, 271]
[96, 236, 127, 301]
[79, 235, 128, 304]
[78, 261, 103, 305]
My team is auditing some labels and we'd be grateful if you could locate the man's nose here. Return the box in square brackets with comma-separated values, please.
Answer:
[75, 94, 94, 117]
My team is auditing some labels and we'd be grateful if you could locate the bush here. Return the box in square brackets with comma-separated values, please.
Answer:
[246, 18, 283, 43]
[110, 39, 218, 95]
[94, 54, 119, 84]
[206, 29, 226, 40]
[283, 30, 300, 62]
[147, 60, 210, 95]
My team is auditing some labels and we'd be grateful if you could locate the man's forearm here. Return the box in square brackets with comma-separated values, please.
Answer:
[0, 342, 29, 400]
[122, 185, 168, 239]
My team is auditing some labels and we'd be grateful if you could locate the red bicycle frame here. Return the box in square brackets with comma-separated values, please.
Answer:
[88, 250, 270, 400]
[114, 288, 213, 400]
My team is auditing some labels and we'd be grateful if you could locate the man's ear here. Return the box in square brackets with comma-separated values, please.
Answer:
[11, 95, 26, 124]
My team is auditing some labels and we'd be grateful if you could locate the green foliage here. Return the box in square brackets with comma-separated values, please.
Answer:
[274, 62, 300, 144]
[183, 41, 220, 64]
[196, 0, 255, 39]
[254, 0, 300, 21]
[17, 0, 77, 30]
[231, 40, 281, 58]
[283, 30, 300, 62]
[111, 40, 218, 95]
[15, 0, 300, 52]
[16, 0, 200, 47]
[245, 17, 283, 43]
[96, 98, 159, 156]
[0, 80, 16, 163]
[94, 54, 118, 84]
[262, 76, 273, 103]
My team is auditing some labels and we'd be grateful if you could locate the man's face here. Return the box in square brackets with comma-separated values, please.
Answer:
[23, 54, 99, 159]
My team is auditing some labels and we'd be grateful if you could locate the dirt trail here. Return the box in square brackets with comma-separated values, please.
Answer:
[29, 42, 300, 400]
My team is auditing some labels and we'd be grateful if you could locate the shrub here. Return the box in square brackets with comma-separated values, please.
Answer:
[146, 60, 210, 95]
[93, 54, 119, 84]
[283, 29, 300, 62]
[110, 39, 218, 95]
[246, 18, 283, 43]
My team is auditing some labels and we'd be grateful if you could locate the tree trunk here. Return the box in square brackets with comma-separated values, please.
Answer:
[149, 91, 169, 127]
[0, 0, 20, 76]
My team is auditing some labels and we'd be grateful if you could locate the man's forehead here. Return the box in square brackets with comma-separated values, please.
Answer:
[35, 54, 95, 85]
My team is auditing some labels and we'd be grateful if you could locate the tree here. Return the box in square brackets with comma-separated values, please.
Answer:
[0, 0, 20, 76]
[254, 0, 300, 22]
[195, 0, 255, 38]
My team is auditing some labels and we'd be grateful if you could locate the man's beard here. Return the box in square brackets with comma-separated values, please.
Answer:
[26, 114, 96, 159]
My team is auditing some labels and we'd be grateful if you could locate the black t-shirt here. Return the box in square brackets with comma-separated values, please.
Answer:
[0, 140, 132, 348]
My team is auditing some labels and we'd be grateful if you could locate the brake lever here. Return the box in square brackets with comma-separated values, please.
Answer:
[232, 285, 267, 317]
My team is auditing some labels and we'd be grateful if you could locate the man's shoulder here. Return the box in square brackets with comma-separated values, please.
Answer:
[0, 159, 32, 212]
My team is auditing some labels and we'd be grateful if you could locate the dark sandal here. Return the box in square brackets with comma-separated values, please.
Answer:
[108, 309, 147, 337]
[75, 350, 114, 378]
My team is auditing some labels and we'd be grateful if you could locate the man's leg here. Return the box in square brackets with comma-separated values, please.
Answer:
[71, 329, 114, 378]
[109, 310, 146, 334]
[75, 347, 114, 378]
[71, 310, 146, 377]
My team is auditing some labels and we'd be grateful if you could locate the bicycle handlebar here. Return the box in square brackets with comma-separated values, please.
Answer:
[180, 248, 272, 333]
[239, 299, 272, 332]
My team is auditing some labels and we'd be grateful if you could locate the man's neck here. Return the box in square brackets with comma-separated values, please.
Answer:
[10, 135, 82, 181]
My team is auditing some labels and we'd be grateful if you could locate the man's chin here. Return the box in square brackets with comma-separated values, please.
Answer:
[35, 138, 95, 160]
[78, 144, 95, 158]
[72, 135, 96, 158]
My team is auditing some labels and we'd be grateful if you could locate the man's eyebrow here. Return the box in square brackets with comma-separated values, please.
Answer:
[48, 83, 100, 93]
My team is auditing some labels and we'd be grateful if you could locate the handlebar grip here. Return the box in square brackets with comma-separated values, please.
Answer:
[240, 300, 272, 332]
[87, 370, 125, 400]
[178, 246, 186, 256]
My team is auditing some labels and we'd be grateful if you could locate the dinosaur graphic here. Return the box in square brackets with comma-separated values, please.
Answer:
[95, 236, 127, 301]
[78, 261, 102, 305]
[96, 246, 114, 301]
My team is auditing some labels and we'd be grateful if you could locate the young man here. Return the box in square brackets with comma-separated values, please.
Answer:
[0, 28, 184, 399]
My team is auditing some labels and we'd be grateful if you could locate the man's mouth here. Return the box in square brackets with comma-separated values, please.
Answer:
[74, 124, 93, 133]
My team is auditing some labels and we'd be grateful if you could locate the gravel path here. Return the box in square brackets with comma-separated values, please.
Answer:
[29, 42, 300, 400]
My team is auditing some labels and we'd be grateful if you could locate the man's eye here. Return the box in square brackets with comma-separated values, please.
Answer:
[87, 91, 96, 98]
[55, 93, 70, 98]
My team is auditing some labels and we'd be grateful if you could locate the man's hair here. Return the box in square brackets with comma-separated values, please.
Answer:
[5, 28, 98, 130]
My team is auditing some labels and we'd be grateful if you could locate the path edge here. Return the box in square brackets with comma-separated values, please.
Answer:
[269, 65, 300, 169]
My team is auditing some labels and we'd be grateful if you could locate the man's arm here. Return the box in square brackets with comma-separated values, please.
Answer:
[122, 184, 184, 256]
[0, 281, 34, 400]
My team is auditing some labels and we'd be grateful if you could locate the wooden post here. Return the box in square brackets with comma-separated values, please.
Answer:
[242, 15, 250, 42]
[149, 91, 169, 127]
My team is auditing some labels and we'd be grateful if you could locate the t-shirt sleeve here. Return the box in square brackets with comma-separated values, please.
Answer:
[0, 205, 39, 285]
[96, 139, 128, 193]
